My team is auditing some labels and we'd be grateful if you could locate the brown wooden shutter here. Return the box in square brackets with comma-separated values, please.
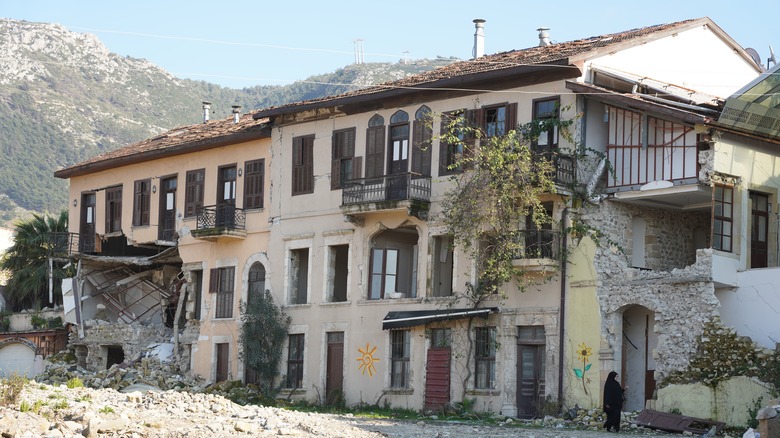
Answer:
[133, 181, 143, 226]
[185, 170, 204, 217]
[292, 136, 314, 195]
[506, 103, 518, 133]
[330, 129, 355, 190]
[209, 268, 219, 293]
[365, 126, 385, 178]
[351, 156, 362, 180]
[244, 159, 264, 209]
[411, 120, 432, 177]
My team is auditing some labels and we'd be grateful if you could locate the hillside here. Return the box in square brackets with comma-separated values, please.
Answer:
[0, 18, 456, 225]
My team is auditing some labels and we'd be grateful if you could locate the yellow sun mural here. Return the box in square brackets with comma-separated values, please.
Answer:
[357, 343, 379, 377]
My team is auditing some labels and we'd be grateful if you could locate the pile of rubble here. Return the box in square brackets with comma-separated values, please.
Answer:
[38, 355, 204, 393]
[0, 383, 381, 437]
[517, 408, 643, 432]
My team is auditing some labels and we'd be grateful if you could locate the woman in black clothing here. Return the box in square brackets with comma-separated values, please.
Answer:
[603, 371, 626, 432]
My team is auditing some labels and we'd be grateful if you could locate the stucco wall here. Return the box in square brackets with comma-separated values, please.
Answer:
[717, 268, 780, 349]
[655, 376, 773, 427]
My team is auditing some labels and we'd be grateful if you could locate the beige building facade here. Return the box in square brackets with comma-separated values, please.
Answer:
[53, 17, 780, 421]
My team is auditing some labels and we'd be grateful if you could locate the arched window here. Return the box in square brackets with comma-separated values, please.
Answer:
[412, 106, 432, 176]
[369, 114, 384, 127]
[415, 105, 431, 120]
[390, 110, 409, 124]
[366, 115, 386, 177]
[247, 262, 266, 307]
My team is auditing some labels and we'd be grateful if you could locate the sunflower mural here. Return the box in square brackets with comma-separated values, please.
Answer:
[357, 343, 379, 377]
[573, 342, 593, 394]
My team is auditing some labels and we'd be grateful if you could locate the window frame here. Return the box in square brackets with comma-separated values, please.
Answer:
[713, 183, 734, 252]
[289, 248, 310, 305]
[210, 266, 235, 319]
[292, 135, 315, 195]
[369, 248, 399, 300]
[105, 185, 122, 233]
[331, 128, 359, 190]
[475, 326, 497, 390]
[411, 106, 432, 177]
[185, 169, 205, 218]
[390, 329, 411, 389]
[243, 159, 265, 210]
[286, 334, 305, 389]
[532, 97, 561, 150]
[132, 179, 151, 226]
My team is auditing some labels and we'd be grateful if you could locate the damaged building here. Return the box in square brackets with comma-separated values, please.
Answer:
[51, 17, 780, 424]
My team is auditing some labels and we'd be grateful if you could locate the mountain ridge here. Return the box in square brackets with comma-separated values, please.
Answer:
[0, 18, 456, 225]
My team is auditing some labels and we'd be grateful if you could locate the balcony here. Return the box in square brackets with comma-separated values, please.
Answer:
[341, 173, 431, 223]
[512, 229, 561, 271]
[190, 204, 246, 240]
[47, 232, 82, 258]
[536, 151, 576, 186]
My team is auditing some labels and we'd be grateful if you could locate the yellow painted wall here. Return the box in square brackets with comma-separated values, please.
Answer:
[564, 236, 603, 408]
[655, 376, 773, 427]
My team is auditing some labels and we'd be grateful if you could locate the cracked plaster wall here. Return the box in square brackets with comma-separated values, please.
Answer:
[581, 201, 720, 381]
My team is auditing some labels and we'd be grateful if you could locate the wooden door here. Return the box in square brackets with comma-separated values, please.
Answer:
[159, 176, 177, 241]
[217, 166, 237, 227]
[387, 123, 409, 199]
[325, 332, 344, 405]
[79, 193, 96, 253]
[517, 344, 545, 418]
[750, 192, 769, 268]
[216, 343, 229, 382]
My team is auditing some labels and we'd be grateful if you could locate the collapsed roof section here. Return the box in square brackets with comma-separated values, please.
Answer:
[63, 247, 184, 334]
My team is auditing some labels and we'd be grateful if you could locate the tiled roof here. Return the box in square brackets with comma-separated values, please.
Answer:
[55, 113, 270, 178]
[253, 18, 705, 117]
[57, 18, 711, 178]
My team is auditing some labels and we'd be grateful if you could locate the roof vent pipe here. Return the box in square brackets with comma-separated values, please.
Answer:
[232, 105, 242, 124]
[538, 27, 551, 47]
[473, 19, 486, 59]
[202, 101, 211, 124]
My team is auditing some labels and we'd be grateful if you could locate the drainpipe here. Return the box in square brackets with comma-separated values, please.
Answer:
[557, 207, 568, 407]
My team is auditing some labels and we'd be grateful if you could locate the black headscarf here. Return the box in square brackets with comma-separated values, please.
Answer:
[603, 371, 623, 410]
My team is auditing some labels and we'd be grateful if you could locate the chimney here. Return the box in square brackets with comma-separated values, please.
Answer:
[202, 101, 211, 123]
[537, 27, 551, 47]
[472, 19, 486, 59]
[232, 105, 242, 124]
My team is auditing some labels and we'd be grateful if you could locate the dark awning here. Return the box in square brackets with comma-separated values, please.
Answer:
[382, 307, 500, 330]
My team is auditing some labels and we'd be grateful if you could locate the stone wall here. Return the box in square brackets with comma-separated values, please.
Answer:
[578, 200, 720, 381]
[71, 320, 185, 372]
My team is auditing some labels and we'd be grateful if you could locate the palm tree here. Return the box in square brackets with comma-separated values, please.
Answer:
[0, 210, 68, 311]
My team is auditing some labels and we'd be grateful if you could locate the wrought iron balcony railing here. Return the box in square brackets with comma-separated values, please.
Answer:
[47, 232, 82, 257]
[192, 204, 246, 237]
[533, 151, 576, 186]
[342, 173, 432, 206]
[514, 229, 561, 260]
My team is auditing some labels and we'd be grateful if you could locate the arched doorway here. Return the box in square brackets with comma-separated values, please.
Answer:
[0, 341, 37, 377]
[621, 305, 657, 411]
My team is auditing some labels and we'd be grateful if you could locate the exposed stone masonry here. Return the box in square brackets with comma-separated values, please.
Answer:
[578, 200, 720, 381]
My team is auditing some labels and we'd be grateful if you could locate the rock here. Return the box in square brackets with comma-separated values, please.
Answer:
[757, 406, 778, 419]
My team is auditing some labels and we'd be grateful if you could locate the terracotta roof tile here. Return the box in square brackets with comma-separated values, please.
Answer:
[57, 18, 704, 178]
[55, 114, 270, 178]
[255, 19, 701, 114]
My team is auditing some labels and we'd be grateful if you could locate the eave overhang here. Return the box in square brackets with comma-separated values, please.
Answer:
[254, 60, 582, 120]
[54, 126, 272, 179]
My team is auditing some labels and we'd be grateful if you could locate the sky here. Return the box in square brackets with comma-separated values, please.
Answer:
[2, 1, 779, 89]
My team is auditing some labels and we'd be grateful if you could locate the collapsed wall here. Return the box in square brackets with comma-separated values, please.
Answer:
[581, 200, 720, 381]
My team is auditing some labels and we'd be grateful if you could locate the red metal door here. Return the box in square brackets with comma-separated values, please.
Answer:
[424, 347, 451, 411]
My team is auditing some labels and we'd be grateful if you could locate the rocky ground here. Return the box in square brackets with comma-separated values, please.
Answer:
[0, 358, 723, 437]
[0, 380, 693, 438]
